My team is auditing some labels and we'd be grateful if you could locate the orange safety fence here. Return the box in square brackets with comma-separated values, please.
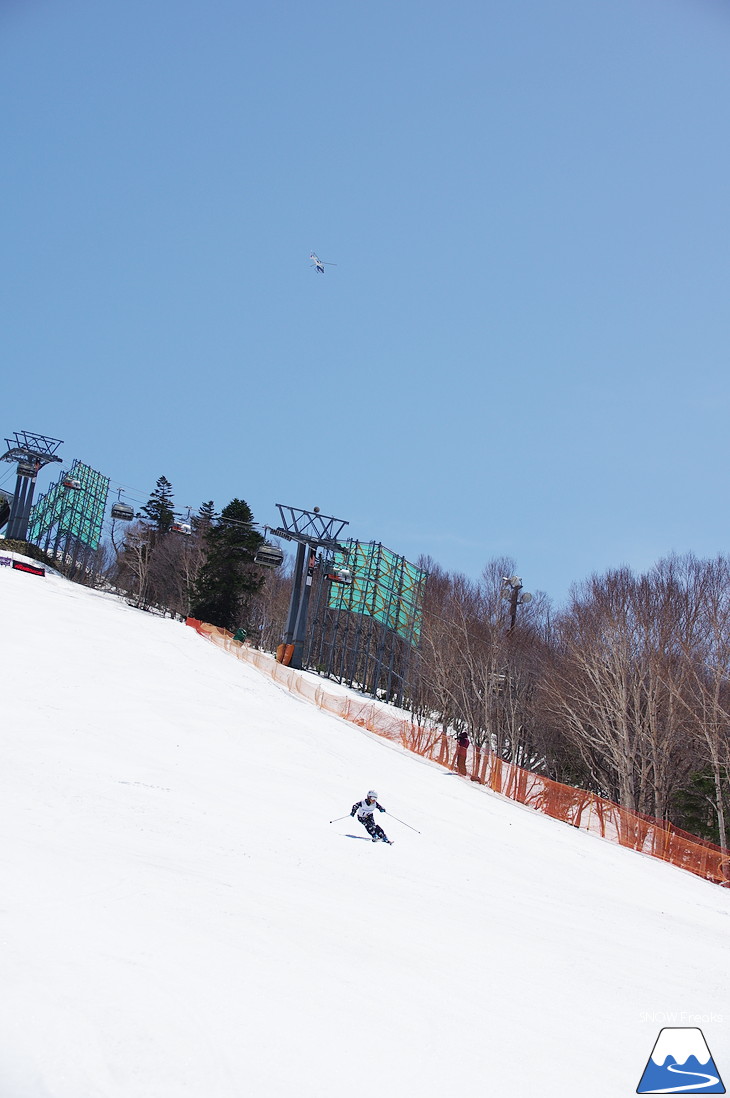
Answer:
[186, 618, 730, 888]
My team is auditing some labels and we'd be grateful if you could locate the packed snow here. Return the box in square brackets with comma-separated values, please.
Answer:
[1, 563, 729, 1098]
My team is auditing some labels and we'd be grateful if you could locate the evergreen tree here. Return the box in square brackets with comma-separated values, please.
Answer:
[672, 769, 730, 846]
[190, 498, 265, 631]
[192, 500, 216, 535]
[139, 476, 175, 533]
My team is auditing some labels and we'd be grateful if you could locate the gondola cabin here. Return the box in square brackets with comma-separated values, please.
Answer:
[254, 543, 284, 569]
[171, 521, 192, 535]
[62, 477, 82, 490]
[111, 502, 134, 521]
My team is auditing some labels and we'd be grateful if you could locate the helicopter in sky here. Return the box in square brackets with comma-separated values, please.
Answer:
[310, 252, 336, 274]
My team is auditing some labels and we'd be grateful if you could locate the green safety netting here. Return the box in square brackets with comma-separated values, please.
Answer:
[327, 541, 426, 644]
[28, 460, 110, 550]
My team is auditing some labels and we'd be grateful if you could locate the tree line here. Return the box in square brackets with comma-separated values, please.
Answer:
[105, 476, 287, 643]
[76, 476, 730, 850]
[412, 553, 730, 849]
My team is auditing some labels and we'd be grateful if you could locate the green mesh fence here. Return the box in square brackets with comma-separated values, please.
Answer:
[327, 541, 426, 645]
[28, 460, 110, 552]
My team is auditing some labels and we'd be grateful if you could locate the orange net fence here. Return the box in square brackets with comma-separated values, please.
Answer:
[187, 619, 730, 888]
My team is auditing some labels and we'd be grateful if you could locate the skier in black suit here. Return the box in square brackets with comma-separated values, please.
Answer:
[350, 790, 392, 843]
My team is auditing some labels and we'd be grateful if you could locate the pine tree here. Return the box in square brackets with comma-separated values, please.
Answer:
[192, 500, 216, 535]
[139, 476, 175, 534]
[672, 769, 730, 846]
[190, 498, 265, 631]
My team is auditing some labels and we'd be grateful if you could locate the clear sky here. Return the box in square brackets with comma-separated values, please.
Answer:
[3, 0, 730, 605]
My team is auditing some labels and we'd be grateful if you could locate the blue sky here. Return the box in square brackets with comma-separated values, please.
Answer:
[3, 0, 730, 605]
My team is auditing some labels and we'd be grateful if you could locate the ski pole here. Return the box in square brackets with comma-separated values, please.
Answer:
[329, 815, 351, 824]
[386, 812, 420, 834]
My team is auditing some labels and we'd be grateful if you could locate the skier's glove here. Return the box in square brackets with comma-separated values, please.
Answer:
[350, 809, 356, 816]
[378, 806, 385, 812]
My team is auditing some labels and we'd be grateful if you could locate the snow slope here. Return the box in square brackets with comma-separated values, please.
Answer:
[1, 567, 728, 1098]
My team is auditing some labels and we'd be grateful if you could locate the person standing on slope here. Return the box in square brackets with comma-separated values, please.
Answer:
[454, 729, 469, 776]
[351, 790, 392, 843]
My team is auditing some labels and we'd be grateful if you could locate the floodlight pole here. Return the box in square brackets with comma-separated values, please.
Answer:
[508, 578, 521, 630]
[502, 574, 532, 631]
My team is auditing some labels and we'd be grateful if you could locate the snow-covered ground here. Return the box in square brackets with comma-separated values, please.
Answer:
[1, 565, 728, 1098]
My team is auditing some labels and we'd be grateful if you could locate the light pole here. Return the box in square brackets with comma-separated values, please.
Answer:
[502, 575, 532, 630]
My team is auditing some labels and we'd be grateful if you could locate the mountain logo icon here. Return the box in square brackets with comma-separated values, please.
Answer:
[637, 1028, 725, 1093]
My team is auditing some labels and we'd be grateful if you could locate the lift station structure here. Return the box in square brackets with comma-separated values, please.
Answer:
[271, 503, 427, 704]
[270, 504, 350, 670]
[0, 431, 64, 541]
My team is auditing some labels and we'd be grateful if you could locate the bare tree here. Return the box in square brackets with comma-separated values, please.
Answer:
[412, 557, 549, 773]
[247, 555, 292, 650]
[539, 565, 695, 820]
[116, 522, 154, 608]
[655, 554, 730, 848]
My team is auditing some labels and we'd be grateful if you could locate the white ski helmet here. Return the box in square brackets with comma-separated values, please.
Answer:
[367, 790, 378, 799]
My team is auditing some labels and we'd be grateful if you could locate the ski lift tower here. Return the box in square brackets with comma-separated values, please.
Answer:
[1, 431, 63, 540]
[269, 504, 349, 669]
